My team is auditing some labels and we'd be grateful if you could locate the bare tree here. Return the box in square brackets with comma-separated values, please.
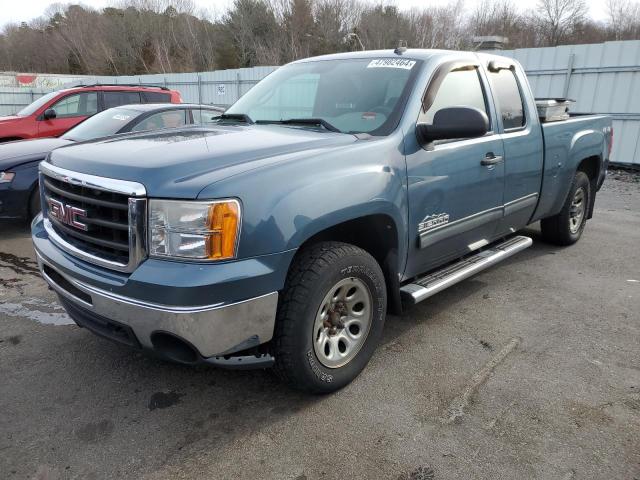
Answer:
[606, 0, 640, 40]
[407, 0, 466, 49]
[535, 0, 588, 46]
[1, 0, 640, 75]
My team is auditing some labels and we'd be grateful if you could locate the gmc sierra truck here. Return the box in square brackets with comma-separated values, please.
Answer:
[31, 50, 612, 393]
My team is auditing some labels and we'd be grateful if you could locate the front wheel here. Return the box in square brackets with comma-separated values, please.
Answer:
[272, 241, 386, 394]
[541, 171, 591, 246]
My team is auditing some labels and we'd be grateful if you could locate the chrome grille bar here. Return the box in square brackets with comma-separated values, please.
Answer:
[39, 162, 147, 273]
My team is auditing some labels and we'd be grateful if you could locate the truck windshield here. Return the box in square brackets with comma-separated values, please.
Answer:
[16, 91, 59, 117]
[61, 107, 140, 142]
[225, 58, 421, 135]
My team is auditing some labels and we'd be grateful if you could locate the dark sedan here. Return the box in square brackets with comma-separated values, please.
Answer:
[0, 103, 223, 220]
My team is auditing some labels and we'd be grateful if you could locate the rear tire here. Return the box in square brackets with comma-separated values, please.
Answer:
[272, 241, 386, 394]
[540, 171, 590, 246]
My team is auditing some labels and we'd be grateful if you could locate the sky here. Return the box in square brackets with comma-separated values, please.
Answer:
[0, 0, 610, 29]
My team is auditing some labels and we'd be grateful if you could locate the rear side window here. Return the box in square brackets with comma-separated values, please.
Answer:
[420, 67, 488, 125]
[103, 91, 142, 109]
[141, 91, 171, 103]
[489, 69, 525, 130]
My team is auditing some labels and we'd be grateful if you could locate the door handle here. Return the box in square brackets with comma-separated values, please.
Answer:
[481, 153, 503, 166]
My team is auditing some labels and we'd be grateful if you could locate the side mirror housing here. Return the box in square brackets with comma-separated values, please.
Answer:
[43, 108, 57, 120]
[416, 107, 489, 144]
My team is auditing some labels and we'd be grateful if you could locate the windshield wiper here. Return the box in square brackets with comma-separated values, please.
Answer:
[256, 118, 341, 133]
[218, 113, 254, 124]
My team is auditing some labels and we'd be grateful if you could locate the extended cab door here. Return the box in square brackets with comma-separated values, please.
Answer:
[486, 62, 544, 235]
[405, 62, 505, 277]
[37, 92, 98, 137]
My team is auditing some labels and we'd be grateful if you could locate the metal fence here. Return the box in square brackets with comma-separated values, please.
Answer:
[0, 66, 278, 117]
[0, 87, 59, 115]
[2, 40, 640, 165]
[496, 40, 640, 166]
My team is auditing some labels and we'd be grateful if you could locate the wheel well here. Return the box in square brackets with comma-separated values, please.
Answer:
[577, 155, 600, 219]
[577, 155, 599, 180]
[297, 215, 403, 314]
[28, 183, 41, 218]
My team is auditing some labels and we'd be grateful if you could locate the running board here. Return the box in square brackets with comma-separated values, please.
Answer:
[400, 235, 533, 305]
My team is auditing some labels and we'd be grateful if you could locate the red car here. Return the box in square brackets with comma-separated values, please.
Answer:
[0, 84, 182, 142]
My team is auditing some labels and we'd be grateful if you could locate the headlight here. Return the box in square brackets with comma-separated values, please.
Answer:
[0, 172, 15, 183]
[149, 199, 240, 261]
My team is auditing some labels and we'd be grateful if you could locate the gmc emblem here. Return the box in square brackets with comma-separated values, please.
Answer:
[48, 198, 88, 231]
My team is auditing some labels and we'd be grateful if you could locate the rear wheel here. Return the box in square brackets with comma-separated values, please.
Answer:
[272, 241, 386, 394]
[540, 171, 591, 245]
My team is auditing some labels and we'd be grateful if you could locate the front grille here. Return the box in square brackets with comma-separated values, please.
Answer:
[39, 162, 147, 272]
[43, 175, 131, 264]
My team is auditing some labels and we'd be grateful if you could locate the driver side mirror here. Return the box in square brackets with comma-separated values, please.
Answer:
[43, 108, 57, 120]
[416, 107, 489, 144]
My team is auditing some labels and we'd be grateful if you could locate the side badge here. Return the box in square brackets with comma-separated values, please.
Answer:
[418, 213, 449, 233]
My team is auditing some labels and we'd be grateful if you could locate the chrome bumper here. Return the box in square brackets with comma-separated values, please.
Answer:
[36, 252, 278, 358]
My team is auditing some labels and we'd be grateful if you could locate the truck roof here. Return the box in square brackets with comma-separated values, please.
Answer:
[293, 48, 514, 65]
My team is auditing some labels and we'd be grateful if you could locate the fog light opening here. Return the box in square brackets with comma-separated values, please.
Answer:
[150, 332, 199, 364]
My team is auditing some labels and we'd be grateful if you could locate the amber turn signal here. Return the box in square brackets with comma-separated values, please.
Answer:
[206, 201, 240, 259]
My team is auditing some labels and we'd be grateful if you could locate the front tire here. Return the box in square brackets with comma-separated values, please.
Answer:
[540, 171, 591, 246]
[272, 241, 386, 394]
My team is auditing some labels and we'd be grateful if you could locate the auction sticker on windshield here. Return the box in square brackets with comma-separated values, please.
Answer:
[112, 114, 132, 121]
[367, 59, 416, 69]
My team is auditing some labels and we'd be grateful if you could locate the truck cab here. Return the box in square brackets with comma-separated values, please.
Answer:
[32, 50, 612, 393]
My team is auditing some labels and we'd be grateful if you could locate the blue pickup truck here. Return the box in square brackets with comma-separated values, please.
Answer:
[31, 49, 612, 393]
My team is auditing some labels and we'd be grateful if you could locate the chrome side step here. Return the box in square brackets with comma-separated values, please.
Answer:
[400, 235, 533, 305]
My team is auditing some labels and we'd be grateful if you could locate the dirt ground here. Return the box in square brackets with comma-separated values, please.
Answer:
[1, 172, 639, 480]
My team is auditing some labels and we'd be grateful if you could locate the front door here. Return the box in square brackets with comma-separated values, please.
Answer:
[38, 92, 98, 137]
[405, 63, 505, 278]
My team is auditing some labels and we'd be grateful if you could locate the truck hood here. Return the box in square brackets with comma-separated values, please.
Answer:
[0, 137, 73, 170]
[0, 115, 20, 123]
[46, 125, 357, 197]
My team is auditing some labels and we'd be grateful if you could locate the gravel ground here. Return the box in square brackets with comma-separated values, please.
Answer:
[1, 173, 639, 480]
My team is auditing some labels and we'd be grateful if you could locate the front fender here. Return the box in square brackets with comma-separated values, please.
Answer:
[198, 134, 409, 268]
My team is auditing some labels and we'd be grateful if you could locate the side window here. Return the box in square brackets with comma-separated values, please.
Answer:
[191, 109, 222, 125]
[420, 67, 488, 125]
[488, 69, 525, 130]
[51, 92, 98, 118]
[103, 91, 142, 109]
[131, 110, 188, 132]
[141, 91, 171, 103]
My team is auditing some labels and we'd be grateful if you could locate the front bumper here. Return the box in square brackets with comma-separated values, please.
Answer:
[32, 214, 291, 364]
[37, 251, 278, 358]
